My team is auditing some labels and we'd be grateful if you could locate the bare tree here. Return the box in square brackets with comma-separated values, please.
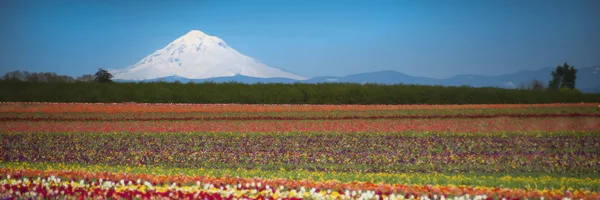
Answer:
[519, 79, 546, 91]
[76, 74, 94, 82]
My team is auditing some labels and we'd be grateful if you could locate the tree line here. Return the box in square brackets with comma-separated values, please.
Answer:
[2, 68, 113, 83]
[1, 80, 599, 104]
[2, 71, 93, 82]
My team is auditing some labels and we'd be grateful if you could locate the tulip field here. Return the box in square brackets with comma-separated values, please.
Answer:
[1, 102, 600, 199]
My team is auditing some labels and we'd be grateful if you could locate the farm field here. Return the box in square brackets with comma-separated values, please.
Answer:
[1, 102, 600, 199]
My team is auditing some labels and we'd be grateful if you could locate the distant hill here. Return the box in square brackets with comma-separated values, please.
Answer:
[582, 85, 600, 93]
[308, 66, 600, 90]
[116, 65, 600, 93]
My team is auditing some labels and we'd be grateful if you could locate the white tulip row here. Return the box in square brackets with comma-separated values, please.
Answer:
[0, 175, 574, 200]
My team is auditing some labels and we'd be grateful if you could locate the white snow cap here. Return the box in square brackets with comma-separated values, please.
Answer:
[111, 30, 305, 80]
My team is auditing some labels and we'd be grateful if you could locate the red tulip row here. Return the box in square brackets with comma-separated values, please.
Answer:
[1, 113, 599, 122]
[1, 102, 596, 113]
[3, 117, 597, 133]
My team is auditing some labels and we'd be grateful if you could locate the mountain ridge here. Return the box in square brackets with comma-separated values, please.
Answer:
[115, 65, 600, 93]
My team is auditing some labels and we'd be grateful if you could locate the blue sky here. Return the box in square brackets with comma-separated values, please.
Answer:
[1, 0, 599, 78]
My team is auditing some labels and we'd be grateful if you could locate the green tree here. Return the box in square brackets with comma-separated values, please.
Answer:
[93, 68, 114, 83]
[548, 62, 577, 90]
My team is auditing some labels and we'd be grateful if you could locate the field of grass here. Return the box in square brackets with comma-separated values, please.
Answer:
[1, 102, 599, 199]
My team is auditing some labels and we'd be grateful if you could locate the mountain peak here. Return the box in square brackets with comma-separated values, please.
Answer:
[186, 30, 207, 36]
[175, 30, 222, 44]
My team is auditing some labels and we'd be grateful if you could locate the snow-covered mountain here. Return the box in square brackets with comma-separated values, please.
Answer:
[110, 30, 305, 80]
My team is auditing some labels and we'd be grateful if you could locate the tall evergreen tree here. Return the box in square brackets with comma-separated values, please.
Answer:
[548, 62, 577, 90]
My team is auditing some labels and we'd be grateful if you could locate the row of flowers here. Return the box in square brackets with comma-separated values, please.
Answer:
[1, 106, 596, 120]
[2, 118, 598, 133]
[2, 131, 599, 173]
[0, 175, 518, 200]
[1, 169, 598, 199]
[2, 113, 599, 122]
[2, 162, 599, 192]
[0, 102, 596, 113]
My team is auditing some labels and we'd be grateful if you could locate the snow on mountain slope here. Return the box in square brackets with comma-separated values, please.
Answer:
[110, 30, 305, 80]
